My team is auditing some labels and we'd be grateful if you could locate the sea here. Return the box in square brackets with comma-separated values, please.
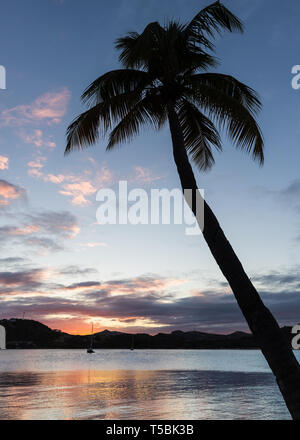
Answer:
[1, 349, 299, 420]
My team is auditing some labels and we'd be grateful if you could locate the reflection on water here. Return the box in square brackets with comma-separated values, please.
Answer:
[0, 369, 290, 420]
[0, 348, 291, 372]
[0, 350, 296, 420]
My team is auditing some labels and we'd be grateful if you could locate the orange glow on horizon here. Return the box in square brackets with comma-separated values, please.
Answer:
[34, 316, 169, 336]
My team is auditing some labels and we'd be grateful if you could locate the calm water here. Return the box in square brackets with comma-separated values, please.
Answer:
[1, 349, 299, 420]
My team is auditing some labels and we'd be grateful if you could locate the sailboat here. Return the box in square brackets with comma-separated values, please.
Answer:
[87, 323, 95, 354]
[130, 334, 134, 351]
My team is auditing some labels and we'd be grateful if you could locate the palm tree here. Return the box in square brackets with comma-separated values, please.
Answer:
[65, 1, 300, 418]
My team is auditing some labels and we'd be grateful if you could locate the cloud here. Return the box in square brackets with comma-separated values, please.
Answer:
[61, 275, 183, 302]
[258, 179, 300, 242]
[0, 226, 62, 253]
[252, 271, 300, 288]
[59, 181, 97, 205]
[57, 166, 114, 206]
[26, 162, 162, 207]
[0, 88, 71, 126]
[250, 268, 300, 300]
[28, 168, 43, 178]
[1, 210, 79, 240]
[27, 156, 47, 178]
[0, 269, 44, 286]
[0, 225, 40, 237]
[279, 180, 300, 212]
[0, 208, 80, 254]
[97, 275, 182, 295]
[95, 166, 114, 187]
[0, 284, 240, 333]
[1, 268, 300, 334]
[281, 180, 300, 197]
[58, 265, 98, 277]
[65, 281, 102, 290]
[85, 242, 107, 248]
[27, 164, 114, 206]
[0, 179, 26, 207]
[18, 129, 56, 149]
[262, 179, 300, 211]
[27, 157, 46, 169]
[44, 174, 66, 184]
[25, 237, 64, 252]
[45, 167, 113, 206]
[277, 181, 300, 240]
[131, 166, 165, 184]
[0, 257, 27, 265]
[0, 155, 9, 170]
[0, 268, 46, 295]
[25, 210, 80, 239]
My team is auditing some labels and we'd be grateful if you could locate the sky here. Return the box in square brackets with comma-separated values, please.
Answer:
[0, 0, 300, 335]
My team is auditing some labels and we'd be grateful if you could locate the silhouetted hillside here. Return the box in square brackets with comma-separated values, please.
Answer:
[0, 318, 294, 349]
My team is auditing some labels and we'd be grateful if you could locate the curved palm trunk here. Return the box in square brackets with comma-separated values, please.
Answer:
[167, 104, 300, 420]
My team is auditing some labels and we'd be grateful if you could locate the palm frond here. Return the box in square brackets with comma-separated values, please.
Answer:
[115, 22, 165, 69]
[177, 99, 221, 170]
[187, 73, 261, 115]
[181, 50, 219, 75]
[186, 1, 243, 41]
[65, 2, 263, 170]
[65, 104, 104, 154]
[82, 69, 153, 107]
[66, 87, 155, 154]
[107, 95, 166, 150]
[186, 80, 264, 164]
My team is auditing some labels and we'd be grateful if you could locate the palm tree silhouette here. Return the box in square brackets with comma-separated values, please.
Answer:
[65, 1, 300, 418]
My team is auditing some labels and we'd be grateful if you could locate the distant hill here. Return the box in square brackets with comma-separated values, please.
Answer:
[0, 318, 294, 349]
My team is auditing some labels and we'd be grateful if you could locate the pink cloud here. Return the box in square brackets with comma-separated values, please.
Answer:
[46, 166, 114, 206]
[27, 156, 47, 169]
[44, 174, 66, 184]
[59, 181, 97, 206]
[18, 129, 56, 149]
[0, 179, 26, 206]
[0, 155, 9, 170]
[131, 166, 165, 184]
[25, 210, 80, 240]
[95, 167, 114, 187]
[28, 168, 43, 178]
[27, 155, 47, 177]
[59, 224, 80, 239]
[102, 276, 183, 295]
[7, 225, 41, 236]
[27, 160, 115, 206]
[86, 242, 108, 248]
[0, 88, 71, 126]
[63, 193, 89, 206]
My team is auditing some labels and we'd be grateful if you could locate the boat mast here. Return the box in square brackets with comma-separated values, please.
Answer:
[90, 323, 94, 348]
